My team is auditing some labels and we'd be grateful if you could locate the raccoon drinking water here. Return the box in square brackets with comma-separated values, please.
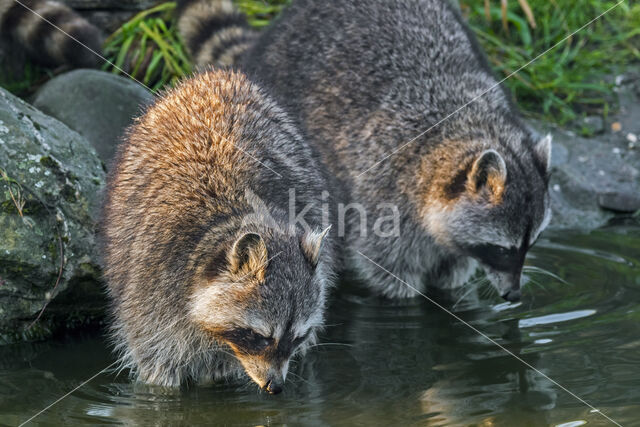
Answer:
[102, 70, 335, 392]
[233, 0, 552, 301]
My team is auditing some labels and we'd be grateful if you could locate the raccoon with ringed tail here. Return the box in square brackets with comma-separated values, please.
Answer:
[102, 69, 336, 392]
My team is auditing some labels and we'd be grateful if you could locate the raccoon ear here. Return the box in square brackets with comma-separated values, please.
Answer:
[468, 149, 507, 199]
[228, 232, 268, 279]
[533, 134, 552, 172]
[301, 225, 331, 267]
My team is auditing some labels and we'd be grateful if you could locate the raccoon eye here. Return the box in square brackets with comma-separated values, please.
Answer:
[242, 329, 273, 352]
[489, 245, 510, 256]
[249, 331, 273, 350]
[466, 243, 518, 272]
[221, 328, 273, 353]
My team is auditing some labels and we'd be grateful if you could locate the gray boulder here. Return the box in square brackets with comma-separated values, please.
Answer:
[0, 87, 106, 343]
[543, 126, 640, 229]
[32, 69, 154, 167]
[543, 70, 640, 229]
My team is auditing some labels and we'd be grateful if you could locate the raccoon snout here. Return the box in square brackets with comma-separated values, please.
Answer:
[502, 288, 521, 302]
[264, 379, 283, 395]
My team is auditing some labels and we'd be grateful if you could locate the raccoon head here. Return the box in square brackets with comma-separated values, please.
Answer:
[424, 135, 552, 301]
[189, 227, 330, 394]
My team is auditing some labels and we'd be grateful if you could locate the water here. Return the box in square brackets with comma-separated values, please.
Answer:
[2, 222, 639, 426]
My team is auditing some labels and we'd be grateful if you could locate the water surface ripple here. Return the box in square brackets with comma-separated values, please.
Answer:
[1, 224, 639, 426]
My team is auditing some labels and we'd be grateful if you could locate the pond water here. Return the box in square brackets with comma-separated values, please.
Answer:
[1, 222, 639, 426]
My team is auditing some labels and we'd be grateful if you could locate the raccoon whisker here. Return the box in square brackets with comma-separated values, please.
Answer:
[522, 266, 569, 284]
[522, 275, 550, 294]
[480, 283, 496, 299]
[308, 342, 353, 348]
[238, 379, 256, 391]
[321, 323, 344, 328]
[523, 276, 541, 289]
[471, 278, 491, 289]
[463, 277, 490, 297]
[465, 275, 488, 286]
[287, 371, 313, 386]
[452, 286, 477, 309]
[108, 359, 131, 379]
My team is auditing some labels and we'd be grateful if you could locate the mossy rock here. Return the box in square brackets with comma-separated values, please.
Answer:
[0, 87, 106, 344]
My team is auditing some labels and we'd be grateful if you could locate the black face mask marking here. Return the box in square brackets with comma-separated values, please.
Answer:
[465, 219, 534, 274]
[220, 328, 274, 355]
[222, 326, 311, 361]
[273, 329, 311, 360]
[466, 243, 519, 272]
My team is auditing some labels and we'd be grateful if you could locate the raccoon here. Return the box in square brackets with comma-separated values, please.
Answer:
[0, 0, 103, 68]
[102, 69, 336, 392]
[234, 0, 552, 300]
[177, 0, 257, 69]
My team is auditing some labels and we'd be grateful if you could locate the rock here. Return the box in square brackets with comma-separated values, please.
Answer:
[535, 121, 640, 229]
[531, 68, 640, 230]
[597, 192, 640, 213]
[580, 115, 604, 135]
[0, 87, 106, 344]
[32, 70, 154, 166]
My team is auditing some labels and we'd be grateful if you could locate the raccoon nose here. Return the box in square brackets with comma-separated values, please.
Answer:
[502, 288, 521, 302]
[264, 380, 283, 395]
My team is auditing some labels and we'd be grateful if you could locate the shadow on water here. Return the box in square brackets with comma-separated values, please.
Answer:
[1, 222, 639, 426]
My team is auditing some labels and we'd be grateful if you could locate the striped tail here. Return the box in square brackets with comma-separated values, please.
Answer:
[0, 0, 103, 68]
[177, 0, 256, 69]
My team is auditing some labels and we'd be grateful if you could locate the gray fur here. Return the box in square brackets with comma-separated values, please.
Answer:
[239, 0, 551, 299]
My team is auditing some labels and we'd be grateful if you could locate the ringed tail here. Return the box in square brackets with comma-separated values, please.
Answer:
[177, 0, 256, 69]
[0, 0, 103, 68]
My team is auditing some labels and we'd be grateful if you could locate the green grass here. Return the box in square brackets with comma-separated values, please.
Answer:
[236, 0, 291, 27]
[2, 0, 638, 130]
[238, 0, 640, 129]
[100, 0, 289, 91]
[463, 0, 640, 128]
[175, 0, 640, 128]
[102, 2, 192, 91]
